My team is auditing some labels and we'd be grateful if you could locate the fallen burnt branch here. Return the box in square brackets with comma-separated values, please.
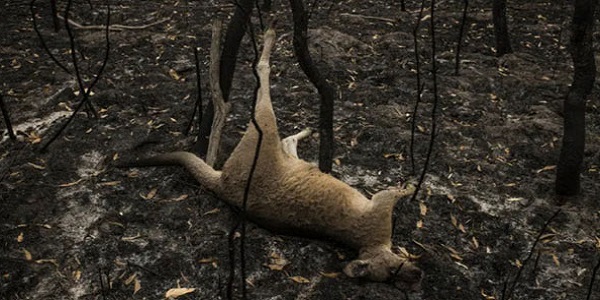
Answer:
[55, 14, 169, 31]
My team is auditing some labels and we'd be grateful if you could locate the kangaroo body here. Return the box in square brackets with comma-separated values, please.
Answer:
[123, 27, 422, 288]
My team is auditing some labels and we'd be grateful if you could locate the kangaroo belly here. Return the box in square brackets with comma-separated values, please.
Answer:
[219, 158, 372, 249]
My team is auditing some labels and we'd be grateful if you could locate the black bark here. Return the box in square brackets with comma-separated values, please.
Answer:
[556, 0, 597, 197]
[492, 0, 512, 56]
[0, 94, 16, 140]
[289, 0, 335, 173]
[196, 0, 255, 156]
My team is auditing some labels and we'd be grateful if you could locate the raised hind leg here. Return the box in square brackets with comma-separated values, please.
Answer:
[222, 26, 283, 175]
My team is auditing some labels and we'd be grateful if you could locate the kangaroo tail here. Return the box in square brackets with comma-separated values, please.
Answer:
[117, 151, 221, 191]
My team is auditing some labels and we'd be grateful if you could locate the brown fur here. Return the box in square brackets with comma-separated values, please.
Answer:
[123, 27, 422, 288]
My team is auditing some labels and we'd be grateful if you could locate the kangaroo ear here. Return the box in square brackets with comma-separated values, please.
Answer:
[343, 259, 370, 278]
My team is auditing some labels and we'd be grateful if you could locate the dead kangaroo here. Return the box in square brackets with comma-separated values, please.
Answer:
[122, 27, 422, 289]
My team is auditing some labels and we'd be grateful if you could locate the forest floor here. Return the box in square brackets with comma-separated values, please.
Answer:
[1, 0, 599, 299]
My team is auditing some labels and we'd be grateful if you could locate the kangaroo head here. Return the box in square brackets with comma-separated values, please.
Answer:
[343, 246, 422, 290]
[343, 185, 421, 288]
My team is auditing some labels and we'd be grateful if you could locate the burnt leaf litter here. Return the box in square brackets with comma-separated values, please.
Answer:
[1, 0, 599, 299]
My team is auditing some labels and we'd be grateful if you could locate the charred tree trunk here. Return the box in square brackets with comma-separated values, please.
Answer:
[289, 0, 335, 173]
[262, 0, 272, 11]
[556, 0, 597, 197]
[492, 0, 512, 56]
[196, 0, 254, 156]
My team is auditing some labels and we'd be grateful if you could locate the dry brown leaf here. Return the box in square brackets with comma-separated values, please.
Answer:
[480, 288, 496, 300]
[23, 249, 32, 261]
[17, 232, 24, 243]
[551, 254, 560, 266]
[319, 271, 340, 278]
[165, 287, 196, 298]
[536, 165, 556, 174]
[334, 158, 341, 166]
[73, 270, 81, 281]
[203, 208, 220, 215]
[595, 237, 600, 249]
[133, 278, 141, 294]
[540, 233, 556, 243]
[27, 162, 46, 170]
[171, 194, 189, 202]
[121, 234, 142, 241]
[198, 257, 218, 264]
[168, 69, 181, 81]
[146, 188, 157, 199]
[515, 259, 522, 268]
[35, 258, 57, 265]
[419, 202, 427, 216]
[99, 181, 121, 186]
[449, 253, 463, 261]
[112, 153, 119, 161]
[471, 237, 479, 249]
[290, 276, 310, 284]
[124, 273, 137, 285]
[450, 214, 458, 227]
[59, 178, 83, 187]
[458, 223, 466, 233]
[416, 220, 423, 229]
[140, 188, 158, 200]
[447, 194, 456, 203]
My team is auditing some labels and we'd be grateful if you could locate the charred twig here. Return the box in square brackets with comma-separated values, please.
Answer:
[503, 209, 561, 300]
[237, 20, 266, 300]
[454, 0, 468, 75]
[254, 0, 265, 30]
[227, 218, 240, 300]
[0, 94, 17, 140]
[56, 14, 169, 31]
[186, 47, 203, 135]
[587, 257, 600, 300]
[41, 0, 111, 151]
[63, 0, 95, 118]
[409, 0, 440, 203]
[409, 0, 426, 175]
[30, 0, 72, 74]
[97, 267, 108, 300]
[50, 0, 60, 32]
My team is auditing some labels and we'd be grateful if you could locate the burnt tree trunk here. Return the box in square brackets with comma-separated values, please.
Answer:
[262, 0, 272, 11]
[196, 0, 254, 156]
[289, 0, 335, 173]
[556, 0, 597, 197]
[492, 0, 512, 56]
